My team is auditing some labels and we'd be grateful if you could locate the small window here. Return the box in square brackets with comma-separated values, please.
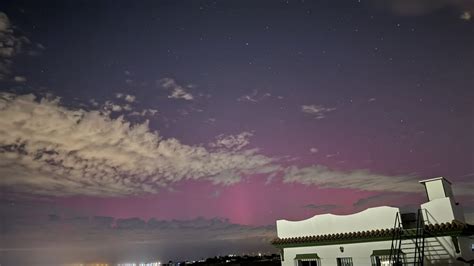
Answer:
[371, 249, 405, 266]
[371, 255, 392, 266]
[336, 257, 353, 266]
[295, 254, 320, 266]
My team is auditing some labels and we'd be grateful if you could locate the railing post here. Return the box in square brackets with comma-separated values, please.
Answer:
[389, 212, 402, 265]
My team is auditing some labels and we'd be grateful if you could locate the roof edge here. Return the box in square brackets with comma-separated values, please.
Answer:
[272, 221, 473, 248]
[419, 176, 452, 185]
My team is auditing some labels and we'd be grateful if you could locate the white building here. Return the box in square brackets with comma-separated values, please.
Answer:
[272, 177, 474, 266]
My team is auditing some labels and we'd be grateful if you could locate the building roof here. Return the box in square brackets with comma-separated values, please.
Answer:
[271, 220, 474, 248]
[419, 176, 452, 184]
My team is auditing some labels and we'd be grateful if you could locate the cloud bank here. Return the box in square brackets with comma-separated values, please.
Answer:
[283, 165, 473, 196]
[0, 200, 276, 263]
[0, 93, 273, 196]
[1, 93, 471, 197]
[284, 165, 420, 193]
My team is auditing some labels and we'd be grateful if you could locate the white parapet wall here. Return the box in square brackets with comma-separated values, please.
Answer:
[421, 197, 465, 224]
[276, 206, 399, 238]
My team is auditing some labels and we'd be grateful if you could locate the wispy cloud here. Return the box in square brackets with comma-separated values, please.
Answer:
[115, 93, 136, 103]
[301, 104, 337, 119]
[104, 100, 128, 112]
[209, 132, 254, 151]
[129, 108, 159, 117]
[237, 90, 272, 103]
[13, 76, 26, 82]
[0, 12, 30, 80]
[0, 93, 274, 196]
[352, 193, 405, 209]
[283, 165, 421, 193]
[283, 165, 472, 196]
[302, 204, 338, 212]
[124, 94, 136, 103]
[96, 95, 156, 117]
[159, 78, 194, 101]
[88, 99, 99, 107]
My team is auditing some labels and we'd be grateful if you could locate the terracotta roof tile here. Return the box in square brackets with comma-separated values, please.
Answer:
[271, 220, 473, 246]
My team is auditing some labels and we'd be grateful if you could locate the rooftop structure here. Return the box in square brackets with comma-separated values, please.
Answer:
[272, 177, 474, 266]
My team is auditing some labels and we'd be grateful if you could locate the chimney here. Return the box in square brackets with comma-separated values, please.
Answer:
[419, 177, 454, 202]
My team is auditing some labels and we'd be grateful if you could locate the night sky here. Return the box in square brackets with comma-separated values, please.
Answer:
[1, 0, 473, 264]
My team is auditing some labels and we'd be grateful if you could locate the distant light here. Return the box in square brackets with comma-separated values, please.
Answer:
[460, 11, 471, 21]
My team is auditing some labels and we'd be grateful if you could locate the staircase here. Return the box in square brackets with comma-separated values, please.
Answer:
[389, 209, 426, 265]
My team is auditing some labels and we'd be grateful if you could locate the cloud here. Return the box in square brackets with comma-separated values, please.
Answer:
[209, 132, 254, 151]
[283, 165, 421, 192]
[205, 118, 217, 124]
[0, 201, 277, 263]
[89, 99, 99, 107]
[115, 93, 136, 103]
[0, 12, 30, 80]
[1, 94, 470, 198]
[0, 12, 9, 32]
[372, 0, 474, 16]
[13, 76, 26, 82]
[169, 88, 194, 100]
[124, 94, 136, 103]
[104, 100, 124, 112]
[237, 90, 272, 103]
[129, 108, 159, 117]
[301, 104, 336, 119]
[302, 204, 338, 212]
[0, 93, 275, 196]
[352, 193, 405, 209]
[309, 148, 319, 153]
[159, 78, 194, 101]
[116, 217, 147, 229]
[91, 216, 115, 228]
[283, 165, 474, 196]
[98, 96, 156, 117]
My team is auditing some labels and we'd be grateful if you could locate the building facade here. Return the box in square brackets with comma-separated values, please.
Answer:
[272, 177, 474, 266]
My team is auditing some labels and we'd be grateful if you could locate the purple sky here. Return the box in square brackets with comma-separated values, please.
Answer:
[1, 0, 473, 264]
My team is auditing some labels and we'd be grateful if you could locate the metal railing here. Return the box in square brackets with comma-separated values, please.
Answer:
[390, 209, 427, 266]
[413, 209, 426, 266]
[389, 212, 403, 265]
